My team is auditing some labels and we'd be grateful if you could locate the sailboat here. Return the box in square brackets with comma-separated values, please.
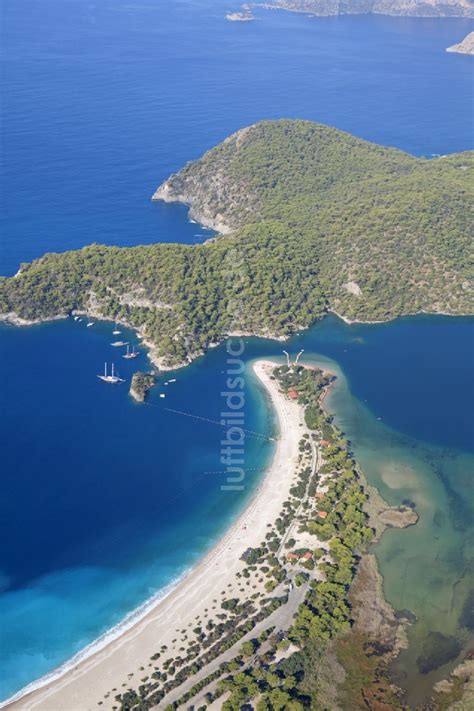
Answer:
[97, 362, 125, 384]
[123, 344, 139, 359]
[112, 323, 122, 335]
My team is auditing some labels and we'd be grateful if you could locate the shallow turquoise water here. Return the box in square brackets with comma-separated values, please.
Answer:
[324, 360, 474, 704]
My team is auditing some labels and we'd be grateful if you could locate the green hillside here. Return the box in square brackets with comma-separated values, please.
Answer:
[1, 120, 472, 366]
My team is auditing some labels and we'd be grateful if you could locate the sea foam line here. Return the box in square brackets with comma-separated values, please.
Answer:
[0, 569, 191, 709]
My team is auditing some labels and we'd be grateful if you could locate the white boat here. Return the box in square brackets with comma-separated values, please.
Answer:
[111, 340, 128, 347]
[168, 378, 176, 383]
[159, 393, 166, 398]
[97, 362, 125, 384]
[122, 345, 139, 359]
[86, 322, 94, 327]
[73, 316, 79, 321]
[112, 323, 121, 335]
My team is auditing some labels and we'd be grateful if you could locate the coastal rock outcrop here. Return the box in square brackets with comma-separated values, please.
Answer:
[447, 31, 474, 54]
[130, 371, 156, 402]
[152, 123, 274, 234]
[152, 180, 233, 234]
[226, 11, 256, 20]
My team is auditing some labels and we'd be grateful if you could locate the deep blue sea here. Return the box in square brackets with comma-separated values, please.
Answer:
[0, 0, 473, 703]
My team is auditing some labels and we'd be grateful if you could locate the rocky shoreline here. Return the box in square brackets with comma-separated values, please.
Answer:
[129, 372, 157, 403]
[446, 31, 474, 54]
[0, 311, 68, 327]
[152, 181, 233, 235]
[2, 302, 467, 383]
[242, 0, 474, 18]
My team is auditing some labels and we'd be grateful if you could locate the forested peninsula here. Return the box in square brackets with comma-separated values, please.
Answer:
[0, 120, 472, 367]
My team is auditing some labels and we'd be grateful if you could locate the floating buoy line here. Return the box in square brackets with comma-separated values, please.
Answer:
[203, 467, 267, 475]
[143, 402, 275, 442]
[81, 318, 273, 442]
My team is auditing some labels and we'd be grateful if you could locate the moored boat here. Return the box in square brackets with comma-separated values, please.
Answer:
[123, 345, 139, 359]
[97, 362, 125, 384]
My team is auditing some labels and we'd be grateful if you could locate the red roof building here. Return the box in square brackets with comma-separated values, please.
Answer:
[320, 439, 331, 447]
[287, 552, 299, 561]
[317, 511, 328, 519]
[287, 389, 299, 400]
[301, 551, 313, 561]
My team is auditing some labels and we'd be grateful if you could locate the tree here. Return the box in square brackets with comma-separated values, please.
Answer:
[240, 639, 258, 657]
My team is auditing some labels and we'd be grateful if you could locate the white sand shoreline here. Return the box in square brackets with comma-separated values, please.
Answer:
[6, 360, 303, 711]
[0, 573, 191, 710]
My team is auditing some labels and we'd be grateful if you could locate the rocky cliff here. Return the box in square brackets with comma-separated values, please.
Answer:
[151, 126, 264, 233]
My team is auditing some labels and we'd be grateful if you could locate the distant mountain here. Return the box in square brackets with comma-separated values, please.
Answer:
[1, 121, 472, 366]
[245, 0, 474, 18]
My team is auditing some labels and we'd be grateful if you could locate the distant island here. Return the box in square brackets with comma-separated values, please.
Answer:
[226, 11, 255, 21]
[0, 120, 472, 369]
[446, 31, 474, 53]
[242, 0, 474, 17]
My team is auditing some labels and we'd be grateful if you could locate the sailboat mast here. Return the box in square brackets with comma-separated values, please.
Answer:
[104, 362, 107, 377]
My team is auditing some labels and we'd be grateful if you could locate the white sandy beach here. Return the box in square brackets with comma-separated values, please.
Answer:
[7, 360, 304, 711]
